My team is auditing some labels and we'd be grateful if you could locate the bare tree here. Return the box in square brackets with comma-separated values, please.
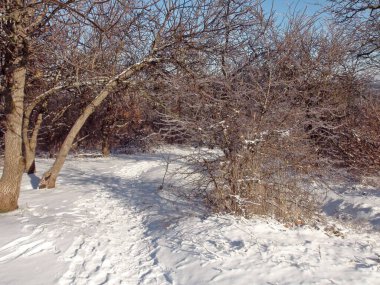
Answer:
[152, 9, 372, 223]
[2, 0, 375, 217]
[38, 0, 257, 188]
[0, 0, 113, 211]
[328, 0, 380, 64]
[0, 0, 28, 211]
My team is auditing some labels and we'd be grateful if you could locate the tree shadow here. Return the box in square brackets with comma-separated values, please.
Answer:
[323, 195, 380, 230]
[28, 173, 41, 189]
[60, 153, 208, 238]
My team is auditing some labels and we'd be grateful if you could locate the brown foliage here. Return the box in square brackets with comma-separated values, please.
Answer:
[318, 92, 380, 175]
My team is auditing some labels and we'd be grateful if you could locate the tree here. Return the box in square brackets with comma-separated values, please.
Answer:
[0, 0, 110, 211]
[38, 0, 256, 188]
[0, 0, 28, 212]
[152, 9, 371, 222]
[328, 0, 380, 63]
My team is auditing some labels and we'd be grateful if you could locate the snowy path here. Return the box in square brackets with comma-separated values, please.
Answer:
[56, 158, 173, 285]
[1, 150, 380, 284]
[59, 191, 169, 285]
[0, 156, 171, 285]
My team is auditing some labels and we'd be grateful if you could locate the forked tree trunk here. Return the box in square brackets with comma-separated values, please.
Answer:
[0, 2, 27, 211]
[22, 89, 54, 175]
[24, 113, 43, 174]
[22, 78, 110, 174]
[39, 58, 158, 189]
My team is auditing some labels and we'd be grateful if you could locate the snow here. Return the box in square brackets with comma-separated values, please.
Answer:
[1, 148, 380, 285]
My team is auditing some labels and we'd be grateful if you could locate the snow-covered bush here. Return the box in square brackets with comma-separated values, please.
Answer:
[310, 80, 380, 177]
[200, 127, 318, 224]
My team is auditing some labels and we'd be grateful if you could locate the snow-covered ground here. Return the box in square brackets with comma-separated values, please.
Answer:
[1, 147, 380, 285]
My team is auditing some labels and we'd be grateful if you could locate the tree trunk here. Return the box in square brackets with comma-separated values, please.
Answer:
[24, 113, 43, 174]
[39, 58, 158, 189]
[102, 137, 111, 157]
[0, 1, 28, 212]
[21, 79, 109, 174]
[0, 65, 27, 212]
[101, 116, 112, 157]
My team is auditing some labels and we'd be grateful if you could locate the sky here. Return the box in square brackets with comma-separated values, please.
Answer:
[263, 0, 329, 18]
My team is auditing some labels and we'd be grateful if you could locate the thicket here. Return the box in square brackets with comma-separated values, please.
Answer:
[0, 0, 379, 220]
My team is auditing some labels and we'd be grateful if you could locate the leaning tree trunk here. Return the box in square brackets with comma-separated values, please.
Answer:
[0, 3, 27, 212]
[22, 78, 110, 174]
[39, 58, 158, 189]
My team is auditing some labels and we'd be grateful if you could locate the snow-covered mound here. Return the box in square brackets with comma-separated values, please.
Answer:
[0, 148, 379, 284]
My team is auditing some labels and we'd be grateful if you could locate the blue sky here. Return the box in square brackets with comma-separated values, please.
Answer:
[263, 0, 328, 17]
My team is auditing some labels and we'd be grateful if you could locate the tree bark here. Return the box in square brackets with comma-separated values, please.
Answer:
[101, 119, 111, 157]
[24, 113, 43, 174]
[0, 1, 27, 212]
[0, 65, 27, 212]
[101, 138, 111, 157]
[101, 111, 112, 157]
[39, 58, 158, 188]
